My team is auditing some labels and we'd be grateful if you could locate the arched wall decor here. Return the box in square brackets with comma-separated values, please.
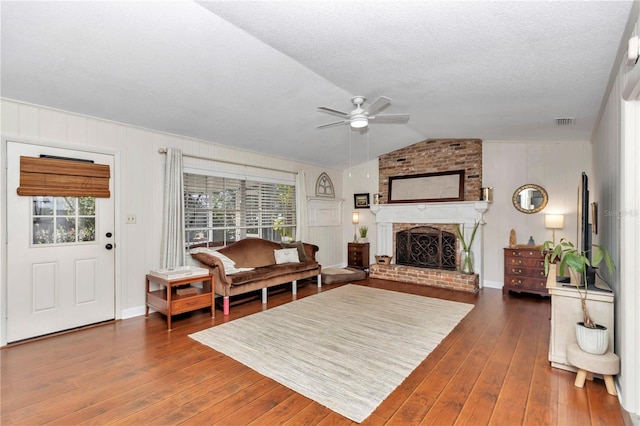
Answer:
[315, 172, 335, 197]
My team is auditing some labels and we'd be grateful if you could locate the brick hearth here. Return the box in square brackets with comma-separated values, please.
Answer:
[370, 263, 479, 293]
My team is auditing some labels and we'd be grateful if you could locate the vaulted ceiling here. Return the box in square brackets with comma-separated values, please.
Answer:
[1, 1, 633, 169]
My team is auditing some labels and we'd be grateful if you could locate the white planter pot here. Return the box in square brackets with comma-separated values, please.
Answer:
[575, 322, 609, 354]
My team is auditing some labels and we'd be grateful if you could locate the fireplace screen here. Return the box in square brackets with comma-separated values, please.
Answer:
[395, 226, 457, 270]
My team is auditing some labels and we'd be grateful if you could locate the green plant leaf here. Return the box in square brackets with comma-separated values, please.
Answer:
[591, 246, 604, 266]
[565, 254, 586, 273]
[603, 249, 615, 273]
[558, 256, 569, 276]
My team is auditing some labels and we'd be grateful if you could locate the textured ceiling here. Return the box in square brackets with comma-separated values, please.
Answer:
[0, 1, 633, 169]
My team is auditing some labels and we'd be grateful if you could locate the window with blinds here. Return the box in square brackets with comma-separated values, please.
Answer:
[184, 172, 296, 247]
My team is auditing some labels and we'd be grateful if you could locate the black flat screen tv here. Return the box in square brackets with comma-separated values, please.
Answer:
[577, 172, 594, 284]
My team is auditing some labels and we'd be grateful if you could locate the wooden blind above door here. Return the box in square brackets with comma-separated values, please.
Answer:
[17, 156, 111, 198]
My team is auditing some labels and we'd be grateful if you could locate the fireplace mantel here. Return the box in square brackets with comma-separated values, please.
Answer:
[370, 201, 489, 287]
[370, 201, 488, 224]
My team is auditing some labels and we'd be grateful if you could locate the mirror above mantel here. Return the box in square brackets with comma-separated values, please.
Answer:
[512, 184, 548, 214]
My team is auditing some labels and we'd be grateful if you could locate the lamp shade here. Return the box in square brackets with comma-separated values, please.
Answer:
[545, 214, 564, 229]
[352, 212, 360, 224]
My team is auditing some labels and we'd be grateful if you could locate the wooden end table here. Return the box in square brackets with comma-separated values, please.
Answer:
[145, 273, 214, 330]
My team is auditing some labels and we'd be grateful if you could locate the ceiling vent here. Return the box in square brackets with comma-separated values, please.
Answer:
[555, 117, 575, 126]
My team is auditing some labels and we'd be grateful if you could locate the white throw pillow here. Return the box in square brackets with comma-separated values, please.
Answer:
[189, 248, 254, 275]
[274, 248, 300, 264]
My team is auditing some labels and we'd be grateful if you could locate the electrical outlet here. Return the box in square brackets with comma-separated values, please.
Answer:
[126, 214, 136, 224]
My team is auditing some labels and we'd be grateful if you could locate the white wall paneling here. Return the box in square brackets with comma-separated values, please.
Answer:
[482, 140, 591, 289]
[593, 10, 640, 417]
[342, 159, 379, 266]
[0, 99, 344, 345]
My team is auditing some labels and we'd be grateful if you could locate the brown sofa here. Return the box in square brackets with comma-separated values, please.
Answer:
[190, 238, 322, 315]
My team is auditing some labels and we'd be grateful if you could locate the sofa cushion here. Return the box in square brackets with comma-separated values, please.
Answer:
[281, 241, 307, 262]
[227, 261, 319, 286]
[274, 248, 300, 264]
[219, 238, 281, 268]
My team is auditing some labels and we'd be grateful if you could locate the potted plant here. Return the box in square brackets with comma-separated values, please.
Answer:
[273, 215, 292, 242]
[542, 238, 614, 354]
[358, 225, 368, 243]
[454, 222, 479, 274]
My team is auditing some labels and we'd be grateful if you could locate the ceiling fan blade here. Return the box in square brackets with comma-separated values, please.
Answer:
[317, 106, 350, 118]
[317, 120, 349, 129]
[364, 96, 391, 115]
[369, 113, 410, 124]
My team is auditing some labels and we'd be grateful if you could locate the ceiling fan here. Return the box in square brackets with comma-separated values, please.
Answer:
[317, 96, 410, 129]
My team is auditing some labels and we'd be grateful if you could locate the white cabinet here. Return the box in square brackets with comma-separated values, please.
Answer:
[546, 264, 615, 372]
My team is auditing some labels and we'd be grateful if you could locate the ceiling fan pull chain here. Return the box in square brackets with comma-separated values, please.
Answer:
[348, 126, 353, 178]
[366, 131, 370, 179]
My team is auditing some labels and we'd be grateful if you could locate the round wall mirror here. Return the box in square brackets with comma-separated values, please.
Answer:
[512, 184, 548, 214]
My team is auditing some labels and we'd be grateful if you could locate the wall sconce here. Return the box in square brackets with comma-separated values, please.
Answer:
[545, 214, 564, 245]
[352, 212, 360, 242]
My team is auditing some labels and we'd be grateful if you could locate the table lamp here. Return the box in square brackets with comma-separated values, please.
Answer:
[545, 214, 564, 245]
[352, 212, 359, 242]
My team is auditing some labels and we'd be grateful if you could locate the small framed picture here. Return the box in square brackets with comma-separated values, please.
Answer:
[354, 193, 370, 209]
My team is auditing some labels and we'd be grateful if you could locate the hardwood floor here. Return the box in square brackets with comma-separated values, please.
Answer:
[1, 278, 631, 425]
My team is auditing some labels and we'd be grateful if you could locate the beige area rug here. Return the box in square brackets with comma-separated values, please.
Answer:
[189, 284, 473, 423]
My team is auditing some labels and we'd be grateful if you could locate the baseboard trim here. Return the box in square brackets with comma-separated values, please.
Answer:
[483, 280, 503, 290]
[121, 306, 146, 319]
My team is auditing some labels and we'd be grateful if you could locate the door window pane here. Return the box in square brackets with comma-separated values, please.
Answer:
[33, 217, 54, 244]
[56, 218, 76, 243]
[33, 196, 54, 215]
[78, 218, 96, 242]
[55, 197, 76, 215]
[78, 197, 95, 215]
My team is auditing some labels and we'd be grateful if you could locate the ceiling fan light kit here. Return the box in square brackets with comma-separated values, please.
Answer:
[317, 95, 409, 129]
[350, 116, 368, 128]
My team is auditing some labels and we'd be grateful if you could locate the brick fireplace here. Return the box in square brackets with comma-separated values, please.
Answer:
[370, 201, 488, 292]
[368, 138, 487, 292]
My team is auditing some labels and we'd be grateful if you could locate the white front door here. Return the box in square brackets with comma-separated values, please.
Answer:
[6, 141, 115, 343]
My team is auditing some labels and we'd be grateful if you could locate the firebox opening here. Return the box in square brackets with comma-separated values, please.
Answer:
[395, 226, 457, 270]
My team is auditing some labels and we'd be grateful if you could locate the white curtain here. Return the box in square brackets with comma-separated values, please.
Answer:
[295, 170, 308, 242]
[160, 148, 186, 268]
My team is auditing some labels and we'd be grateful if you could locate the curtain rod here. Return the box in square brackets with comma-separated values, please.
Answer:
[158, 147, 297, 175]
